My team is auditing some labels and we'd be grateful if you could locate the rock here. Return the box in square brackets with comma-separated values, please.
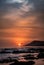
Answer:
[37, 52, 44, 58]
[10, 61, 35, 65]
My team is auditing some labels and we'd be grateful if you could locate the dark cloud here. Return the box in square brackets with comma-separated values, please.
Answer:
[27, 0, 44, 9]
[0, 0, 44, 17]
[0, 0, 44, 12]
[0, 0, 22, 16]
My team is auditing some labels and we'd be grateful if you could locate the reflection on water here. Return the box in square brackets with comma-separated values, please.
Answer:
[0, 53, 44, 65]
[0, 63, 9, 65]
[0, 53, 38, 60]
[0, 46, 44, 65]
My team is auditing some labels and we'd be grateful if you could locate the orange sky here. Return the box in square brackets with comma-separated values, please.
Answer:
[0, 0, 44, 48]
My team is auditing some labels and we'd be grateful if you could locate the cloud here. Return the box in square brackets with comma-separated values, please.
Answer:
[0, 0, 22, 17]
[17, 1, 34, 16]
[0, 0, 34, 17]
[1, 0, 44, 18]
[0, 0, 44, 46]
[6, 0, 25, 3]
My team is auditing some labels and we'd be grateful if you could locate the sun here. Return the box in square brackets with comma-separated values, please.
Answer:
[18, 43, 21, 47]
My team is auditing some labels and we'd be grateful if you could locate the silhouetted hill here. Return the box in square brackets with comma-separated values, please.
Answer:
[25, 41, 44, 46]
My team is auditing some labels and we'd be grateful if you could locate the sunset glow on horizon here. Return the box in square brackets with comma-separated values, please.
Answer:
[18, 43, 21, 48]
[0, 0, 44, 48]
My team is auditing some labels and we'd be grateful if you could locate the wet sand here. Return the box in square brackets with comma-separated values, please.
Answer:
[0, 59, 44, 65]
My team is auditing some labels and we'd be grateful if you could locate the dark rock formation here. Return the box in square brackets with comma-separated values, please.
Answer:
[10, 60, 35, 65]
[37, 52, 44, 58]
[25, 40, 44, 46]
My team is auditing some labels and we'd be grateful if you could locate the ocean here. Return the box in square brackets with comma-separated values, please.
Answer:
[0, 46, 44, 65]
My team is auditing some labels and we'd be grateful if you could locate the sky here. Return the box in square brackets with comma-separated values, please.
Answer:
[0, 0, 44, 48]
